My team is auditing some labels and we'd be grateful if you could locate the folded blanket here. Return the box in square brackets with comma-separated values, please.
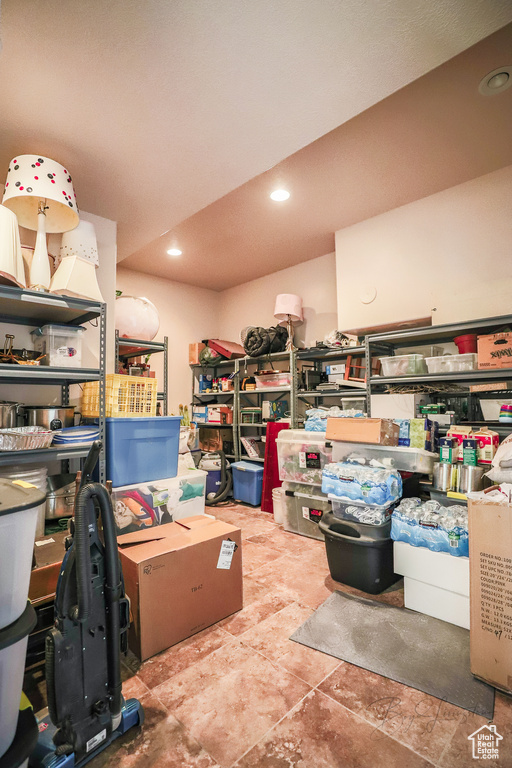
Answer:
[243, 325, 288, 357]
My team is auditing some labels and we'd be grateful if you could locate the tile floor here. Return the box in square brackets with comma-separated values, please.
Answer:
[30, 503, 512, 767]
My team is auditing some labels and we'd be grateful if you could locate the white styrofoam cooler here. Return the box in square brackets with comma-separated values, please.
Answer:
[393, 541, 469, 629]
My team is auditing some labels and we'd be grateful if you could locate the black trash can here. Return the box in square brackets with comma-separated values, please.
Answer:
[319, 512, 399, 594]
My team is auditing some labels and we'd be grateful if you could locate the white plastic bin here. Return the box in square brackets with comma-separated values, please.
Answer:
[331, 441, 438, 474]
[31, 323, 84, 367]
[479, 398, 512, 421]
[425, 354, 477, 374]
[277, 429, 332, 485]
[379, 355, 426, 376]
[0, 465, 47, 538]
[0, 603, 36, 758]
[0, 480, 46, 629]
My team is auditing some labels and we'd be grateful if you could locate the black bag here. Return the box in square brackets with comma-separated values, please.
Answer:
[242, 325, 288, 357]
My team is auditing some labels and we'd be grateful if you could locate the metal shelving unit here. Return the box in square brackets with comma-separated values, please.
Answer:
[0, 287, 106, 482]
[115, 331, 168, 415]
[367, 313, 512, 425]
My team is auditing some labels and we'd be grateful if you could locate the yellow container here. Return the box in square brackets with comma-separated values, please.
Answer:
[82, 374, 158, 418]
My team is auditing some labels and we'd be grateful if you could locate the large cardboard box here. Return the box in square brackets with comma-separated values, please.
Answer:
[29, 531, 68, 603]
[325, 417, 399, 445]
[199, 426, 234, 454]
[468, 498, 512, 694]
[118, 515, 243, 660]
[189, 342, 206, 365]
[370, 394, 431, 420]
[477, 332, 512, 369]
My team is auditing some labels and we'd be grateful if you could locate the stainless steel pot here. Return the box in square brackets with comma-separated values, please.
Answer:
[46, 473, 76, 519]
[457, 464, 486, 494]
[433, 462, 458, 491]
[0, 402, 23, 428]
[22, 406, 77, 431]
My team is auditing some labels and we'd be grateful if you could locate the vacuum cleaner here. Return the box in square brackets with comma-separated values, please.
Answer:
[199, 450, 232, 506]
[30, 442, 144, 768]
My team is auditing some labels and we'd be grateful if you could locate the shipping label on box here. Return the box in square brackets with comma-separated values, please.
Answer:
[478, 332, 512, 369]
[468, 499, 512, 694]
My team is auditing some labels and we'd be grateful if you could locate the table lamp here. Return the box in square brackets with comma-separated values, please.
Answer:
[2, 155, 79, 291]
[274, 293, 303, 351]
[0, 204, 26, 287]
[50, 220, 103, 302]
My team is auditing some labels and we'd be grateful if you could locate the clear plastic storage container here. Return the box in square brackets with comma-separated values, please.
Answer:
[331, 441, 438, 474]
[282, 481, 330, 541]
[277, 429, 332, 485]
[254, 371, 291, 389]
[329, 495, 393, 525]
[425, 354, 477, 374]
[31, 324, 84, 367]
[379, 354, 426, 376]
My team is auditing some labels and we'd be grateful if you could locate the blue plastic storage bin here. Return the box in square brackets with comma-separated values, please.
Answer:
[105, 416, 181, 486]
[231, 461, 264, 506]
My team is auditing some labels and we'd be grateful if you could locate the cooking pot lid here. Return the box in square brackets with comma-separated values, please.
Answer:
[0, 478, 46, 517]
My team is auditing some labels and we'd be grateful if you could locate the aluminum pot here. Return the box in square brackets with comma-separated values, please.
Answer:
[46, 473, 76, 519]
[22, 406, 77, 431]
[0, 402, 23, 428]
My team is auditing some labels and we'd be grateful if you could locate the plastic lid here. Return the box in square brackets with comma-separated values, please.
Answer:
[231, 461, 264, 473]
[30, 323, 85, 336]
[0, 478, 46, 518]
[0, 602, 37, 651]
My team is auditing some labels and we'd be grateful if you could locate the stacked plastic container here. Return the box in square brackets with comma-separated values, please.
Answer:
[0, 480, 45, 762]
[276, 430, 333, 540]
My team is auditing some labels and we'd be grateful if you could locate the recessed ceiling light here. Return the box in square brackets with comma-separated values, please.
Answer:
[167, 248, 182, 256]
[479, 66, 512, 96]
[270, 189, 290, 202]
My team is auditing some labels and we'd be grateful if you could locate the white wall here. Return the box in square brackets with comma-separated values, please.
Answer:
[216, 252, 338, 348]
[116, 267, 218, 413]
[335, 165, 512, 329]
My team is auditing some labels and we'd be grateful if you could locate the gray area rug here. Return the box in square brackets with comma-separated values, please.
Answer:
[290, 591, 494, 719]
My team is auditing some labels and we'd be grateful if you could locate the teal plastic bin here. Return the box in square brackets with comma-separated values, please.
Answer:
[231, 461, 264, 506]
[105, 416, 181, 486]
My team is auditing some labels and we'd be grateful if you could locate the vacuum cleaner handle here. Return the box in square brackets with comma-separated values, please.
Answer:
[79, 440, 103, 492]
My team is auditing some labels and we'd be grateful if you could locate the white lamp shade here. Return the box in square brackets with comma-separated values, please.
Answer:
[0, 204, 26, 287]
[115, 295, 160, 341]
[58, 220, 99, 268]
[274, 293, 303, 322]
[50, 255, 104, 302]
[2, 155, 79, 233]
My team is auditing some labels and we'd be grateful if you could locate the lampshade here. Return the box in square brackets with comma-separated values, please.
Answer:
[57, 220, 99, 268]
[274, 293, 303, 322]
[0, 204, 26, 287]
[50, 255, 104, 302]
[2, 155, 79, 233]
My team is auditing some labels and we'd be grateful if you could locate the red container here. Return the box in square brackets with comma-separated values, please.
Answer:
[454, 334, 477, 354]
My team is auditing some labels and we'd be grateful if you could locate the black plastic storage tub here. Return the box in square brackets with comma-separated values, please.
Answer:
[319, 512, 399, 594]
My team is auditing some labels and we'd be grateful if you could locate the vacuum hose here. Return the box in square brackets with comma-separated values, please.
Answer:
[205, 450, 232, 506]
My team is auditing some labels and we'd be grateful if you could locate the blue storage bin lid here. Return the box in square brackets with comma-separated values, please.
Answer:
[231, 461, 264, 474]
[106, 416, 181, 423]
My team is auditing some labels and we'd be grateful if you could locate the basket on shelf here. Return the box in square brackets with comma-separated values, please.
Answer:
[81, 374, 159, 418]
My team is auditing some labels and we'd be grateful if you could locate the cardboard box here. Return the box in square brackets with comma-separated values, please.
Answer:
[207, 405, 233, 425]
[468, 498, 512, 694]
[199, 426, 234, 454]
[189, 342, 206, 365]
[370, 394, 431, 420]
[325, 364, 346, 375]
[118, 516, 243, 660]
[470, 382, 512, 393]
[192, 406, 208, 424]
[477, 332, 512, 369]
[29, 531, 68, 603]
[111, 470, 207, 534]
[325, 417, 399, 445]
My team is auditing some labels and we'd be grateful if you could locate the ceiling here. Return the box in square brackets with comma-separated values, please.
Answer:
[1, 2, 512, 290]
